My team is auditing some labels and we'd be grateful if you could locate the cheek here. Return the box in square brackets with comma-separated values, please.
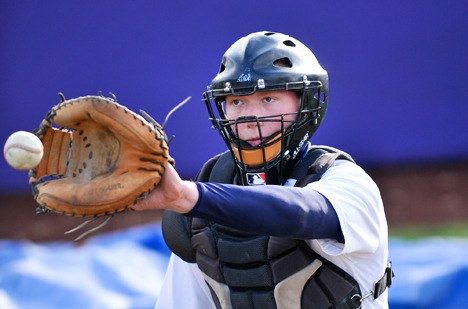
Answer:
[261, 121, 283, 135]
[282, 113, 296, 126]
[229, 122, 250, 137]
[224, 106, 238, 121]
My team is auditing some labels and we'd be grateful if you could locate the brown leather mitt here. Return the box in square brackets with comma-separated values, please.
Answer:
[30, 94, 174, 220]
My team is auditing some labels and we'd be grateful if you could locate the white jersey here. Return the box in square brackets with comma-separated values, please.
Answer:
[156, 160, 389, 309]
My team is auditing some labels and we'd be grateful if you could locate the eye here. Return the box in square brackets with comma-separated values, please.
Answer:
[230, 99, 243, 106]
[263, 96, 274, 103]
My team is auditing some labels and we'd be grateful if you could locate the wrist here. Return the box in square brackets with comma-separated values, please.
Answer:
[172, 180, 199, 214]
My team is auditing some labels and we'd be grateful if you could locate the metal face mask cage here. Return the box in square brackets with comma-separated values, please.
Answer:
[203, 77, 324, 185]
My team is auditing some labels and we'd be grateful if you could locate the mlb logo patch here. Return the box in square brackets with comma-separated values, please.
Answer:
[246, 172, 266, 185]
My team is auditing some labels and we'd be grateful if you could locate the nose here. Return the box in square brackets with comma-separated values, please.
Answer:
[233, 115, 263, 132]
[239, 102, 264, 125]
[237, 115, 259, 125]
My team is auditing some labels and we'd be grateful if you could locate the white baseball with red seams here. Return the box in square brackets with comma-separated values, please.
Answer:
[4, 131, 44, 170]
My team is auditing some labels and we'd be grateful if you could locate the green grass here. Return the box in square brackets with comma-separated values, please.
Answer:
[389, 221, 468, 240]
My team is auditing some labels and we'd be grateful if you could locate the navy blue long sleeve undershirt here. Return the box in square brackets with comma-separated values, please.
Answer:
[187, 182, 344, 241]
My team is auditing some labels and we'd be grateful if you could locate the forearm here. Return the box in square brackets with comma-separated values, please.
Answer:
[187, 182, 343, 240]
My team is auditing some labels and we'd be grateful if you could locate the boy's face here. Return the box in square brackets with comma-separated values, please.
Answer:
[225, 90, 299, 147]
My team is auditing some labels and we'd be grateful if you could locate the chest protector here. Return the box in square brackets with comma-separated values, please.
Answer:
[162, 146, 364, 309]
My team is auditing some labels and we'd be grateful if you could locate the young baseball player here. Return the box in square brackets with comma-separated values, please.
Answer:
[133, 31, 392, 309]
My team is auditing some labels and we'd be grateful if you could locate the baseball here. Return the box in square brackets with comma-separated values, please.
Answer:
[4, 131, 44, 170]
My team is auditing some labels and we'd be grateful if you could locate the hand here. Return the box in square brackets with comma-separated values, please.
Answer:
[131, 163, 199, 214]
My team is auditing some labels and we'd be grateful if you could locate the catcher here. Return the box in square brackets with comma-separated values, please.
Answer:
[133, 31, 392, 309]
[30, 31, 392, 308]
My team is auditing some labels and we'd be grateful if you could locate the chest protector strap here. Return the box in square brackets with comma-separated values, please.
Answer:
[163, 147, 367, 309]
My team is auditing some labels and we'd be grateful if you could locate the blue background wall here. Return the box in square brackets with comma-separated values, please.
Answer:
[1, 0, 467, 193]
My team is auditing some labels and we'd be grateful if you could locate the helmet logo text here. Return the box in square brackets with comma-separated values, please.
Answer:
[292, 132, 309, 159]
[237, 68, 252, 82]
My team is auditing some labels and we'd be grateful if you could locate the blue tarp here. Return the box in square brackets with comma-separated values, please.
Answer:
[389, 237, 468, 309]
[1, 223, 468, 309]
[0, 224, 171, 309]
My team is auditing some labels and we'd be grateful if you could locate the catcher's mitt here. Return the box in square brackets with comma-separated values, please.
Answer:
[30, 93, 186, 239]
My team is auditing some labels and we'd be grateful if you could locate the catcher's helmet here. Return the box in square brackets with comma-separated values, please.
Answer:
[203, 31, 328, 185]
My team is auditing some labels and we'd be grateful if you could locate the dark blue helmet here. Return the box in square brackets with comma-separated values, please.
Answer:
[203, 31, 328, 184]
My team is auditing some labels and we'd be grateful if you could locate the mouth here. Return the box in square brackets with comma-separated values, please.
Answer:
[246, 138, 263, 147]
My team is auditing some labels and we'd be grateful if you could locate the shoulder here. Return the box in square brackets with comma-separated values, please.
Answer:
[307, 157, 384, 226]
[197, 151, 236, 183]
[314, 159, 381, 206]
[195, 152, 227, 182]
[308, 159, 386, 251]
[323, 159, 378, 190]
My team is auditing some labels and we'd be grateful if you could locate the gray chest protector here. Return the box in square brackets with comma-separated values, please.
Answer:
[162, 146, 364, 309]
